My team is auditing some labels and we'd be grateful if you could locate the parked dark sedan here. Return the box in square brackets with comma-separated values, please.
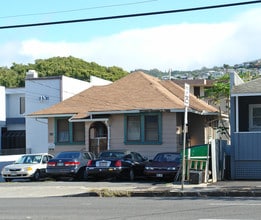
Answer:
[144, 152, 181, 180]
[86, 150, 148, 181]
[46, 151, 95, 180]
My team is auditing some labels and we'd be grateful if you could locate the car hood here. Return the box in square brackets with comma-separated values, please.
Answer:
[4, 163, 40, 169]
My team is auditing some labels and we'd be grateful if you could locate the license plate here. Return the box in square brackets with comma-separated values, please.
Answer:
[156, 173, 163, 177]
[99, 162, 108, 167]
[10, 172, 17, 176]
[57, 162, 64, 166]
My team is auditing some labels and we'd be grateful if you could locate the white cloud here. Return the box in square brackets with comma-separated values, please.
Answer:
[1, 7, 261, 71]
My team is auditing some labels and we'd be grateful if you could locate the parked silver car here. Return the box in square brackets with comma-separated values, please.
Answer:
[46, 151, 95, 180]
[1, 153, 54, 182]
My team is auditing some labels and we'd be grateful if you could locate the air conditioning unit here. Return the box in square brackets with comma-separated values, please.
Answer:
[26, 70, 38, 79]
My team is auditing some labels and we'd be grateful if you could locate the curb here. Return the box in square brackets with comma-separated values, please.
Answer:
[65, 189, 261, 197]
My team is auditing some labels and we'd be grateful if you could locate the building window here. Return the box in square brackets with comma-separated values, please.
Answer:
[20, 97, 25, 114]
[249, 104, 261, 131]
[127, 116, 141, 141]
[145, 115, 159, 141]
[194, 87, 200, 97]
[57, 119, 69, 143]
[56, 118, 85, 144]
[125, 113, 162, 144]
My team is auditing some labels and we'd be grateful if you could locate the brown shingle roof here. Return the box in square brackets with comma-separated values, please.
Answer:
[29, 71, 218, 119]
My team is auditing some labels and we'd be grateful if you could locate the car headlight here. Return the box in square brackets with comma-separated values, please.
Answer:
[167, 167, 176, 171]
[21, 167, 33, 172]
[2, 167, 9, 172]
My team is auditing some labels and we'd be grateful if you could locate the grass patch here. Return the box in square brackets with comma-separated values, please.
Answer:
[91, 188, 131, 197]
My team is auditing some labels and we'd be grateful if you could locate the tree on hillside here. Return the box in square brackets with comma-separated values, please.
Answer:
[0, 56, 129, 87]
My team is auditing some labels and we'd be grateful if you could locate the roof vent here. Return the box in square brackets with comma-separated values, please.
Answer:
[26, 70, 38, 79]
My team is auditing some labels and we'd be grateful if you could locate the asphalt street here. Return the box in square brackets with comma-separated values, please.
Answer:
[1, 197, 260, 220]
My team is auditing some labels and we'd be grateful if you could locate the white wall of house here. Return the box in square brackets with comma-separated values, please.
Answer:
[0, 86, 6, 148]
[61, 76, 92, 100]
[0, 86, 6, 124]
[25, 75, 91, 153]
[90, 76, 112, 86]
[5, 88, 25, 119]
[25, 77, 60, 153]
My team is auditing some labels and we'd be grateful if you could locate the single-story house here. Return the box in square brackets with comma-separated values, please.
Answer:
[28, 71, 220, 158]
[230, 72, 261, 179]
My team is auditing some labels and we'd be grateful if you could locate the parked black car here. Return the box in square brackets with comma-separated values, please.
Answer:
[86, 150, 148, 181]
[144, 152, 181, 180]
[46, 151, 95, 180]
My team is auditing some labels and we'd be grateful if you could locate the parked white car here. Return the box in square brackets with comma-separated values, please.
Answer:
[1, 153, 53, 182]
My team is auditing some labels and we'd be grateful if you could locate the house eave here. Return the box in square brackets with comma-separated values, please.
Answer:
[231, 92, 261, 97]
[26, 114, 74, 118]
[170, 108, 218, 116]
[69, 117, 109, 123]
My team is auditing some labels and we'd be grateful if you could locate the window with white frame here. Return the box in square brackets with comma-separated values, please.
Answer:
[249, 104, 261, 131]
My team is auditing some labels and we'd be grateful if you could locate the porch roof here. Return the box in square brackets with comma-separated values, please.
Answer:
[231, 77, 261, 96]
[28, 71, 218, 119]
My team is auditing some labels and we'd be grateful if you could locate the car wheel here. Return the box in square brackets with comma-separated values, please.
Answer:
[129, 169, 135, 181]
[32, 170, 41, 181]
[4, 178, 11, 182]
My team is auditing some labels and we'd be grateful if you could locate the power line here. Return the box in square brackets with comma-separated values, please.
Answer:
[1, 0, 261, 29]
[0, 0, 157, 19]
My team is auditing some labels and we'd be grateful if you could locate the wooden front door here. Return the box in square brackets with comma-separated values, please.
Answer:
[89, 122, 108, 155]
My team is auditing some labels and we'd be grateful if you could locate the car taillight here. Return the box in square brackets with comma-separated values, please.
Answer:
[87, 160, 93, 166]
[115, 160, 122, 167]
[64, 161, 80, 166]
[47, 161, 56, 167]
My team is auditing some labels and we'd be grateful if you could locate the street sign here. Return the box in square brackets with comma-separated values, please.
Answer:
[184, 83, 190, 107]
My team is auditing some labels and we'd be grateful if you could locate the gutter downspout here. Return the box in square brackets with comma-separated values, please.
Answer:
[105, 120, 111, 150]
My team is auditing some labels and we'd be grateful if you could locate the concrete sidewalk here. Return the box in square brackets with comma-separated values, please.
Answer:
[0, 180, 260, 198]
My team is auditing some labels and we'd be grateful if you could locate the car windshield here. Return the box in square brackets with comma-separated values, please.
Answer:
[99, 151, 125, 159]
[55, 152, 80, 159]
[153, 153, 181, 162]
[15, 155, 42, 164]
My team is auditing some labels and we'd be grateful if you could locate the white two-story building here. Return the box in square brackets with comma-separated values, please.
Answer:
[0, 70, 111, 154]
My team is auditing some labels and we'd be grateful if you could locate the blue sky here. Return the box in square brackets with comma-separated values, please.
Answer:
[0, 0, 261, 71]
